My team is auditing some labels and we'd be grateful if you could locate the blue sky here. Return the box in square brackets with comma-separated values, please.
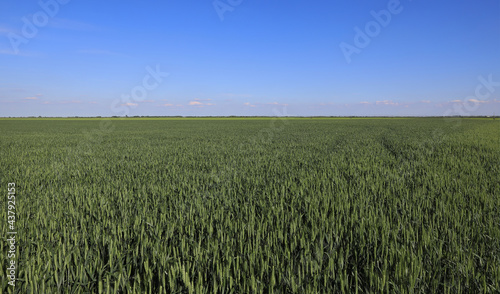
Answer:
[1, 0, 499, 116]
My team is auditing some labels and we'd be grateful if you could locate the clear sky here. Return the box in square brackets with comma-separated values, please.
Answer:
[1, 0, 499, 117]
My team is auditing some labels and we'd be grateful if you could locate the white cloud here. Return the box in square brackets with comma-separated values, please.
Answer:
[49, 18, 100, 31]
[0, 27, 15, 34]
[266, 102, 288, 106]
[468, 99, 488, 104]
[221, 93, 252, 98]
[188, 100, 214, 107]
[77, 49, 129, 57]
[375, 100, 399, 105]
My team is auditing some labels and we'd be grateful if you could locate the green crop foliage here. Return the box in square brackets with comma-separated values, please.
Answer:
[0, 118, 499, 293]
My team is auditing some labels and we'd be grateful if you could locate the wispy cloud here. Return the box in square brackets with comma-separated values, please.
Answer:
[49, 18, 99, 31]
[57, 100, 83, 104]
[359, 101, 371, 105]
[375, 100, 400, 106]
[0, 87, 25, 92]
[121, 102, 137, 107]
[266, 102, 288, 106]
[240, 101, 289, 107]
[468, 98, 488, 104]
[0, 49, 38, 56]
[221, 93, 252, 98]
[24, 97, 39, 100]
[41, 100, 97, 105]
[0, 26, 17, 35]
[188, 99, 214, 107]
[420, 100, 431, 103]
[77, 49, 129, 57]
[0, 49, 16, 55]
[161, 103, 183, 107]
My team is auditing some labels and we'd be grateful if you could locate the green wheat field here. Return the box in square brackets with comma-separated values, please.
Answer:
[1, 117, 499, 293]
